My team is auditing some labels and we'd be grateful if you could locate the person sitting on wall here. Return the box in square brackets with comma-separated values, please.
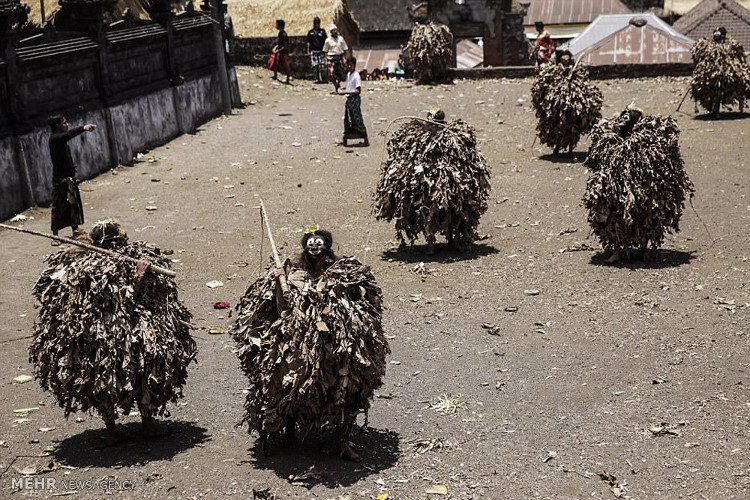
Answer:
[47, 115, 97, 246]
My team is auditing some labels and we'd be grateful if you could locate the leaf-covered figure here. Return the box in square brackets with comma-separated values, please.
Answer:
[582, 107, 695, 263]
[30, 220, 196, 443]
[407, 21, 453, 84]
[531, 51, 603, 154]
[232, 230, 389, 461]
[689, 27, 750, 116]
[373, 112, 491, 253]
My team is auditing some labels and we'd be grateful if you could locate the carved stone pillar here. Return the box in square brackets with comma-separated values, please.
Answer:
[58, 0, 115, 105]
[148, 0, 181, 84]
[0, 0, 28, 126]
[0, 0, 27, 53]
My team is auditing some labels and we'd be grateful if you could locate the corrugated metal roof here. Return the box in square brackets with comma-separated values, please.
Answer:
[570, 13, 693, 54]
[577, 22, 694, 64]
[456, 39, 484, 68]
[523, 0, 631, 26]
[353, 48, 402, 71]
[525, 25, 585, 39]
[673, 0, 750, 48]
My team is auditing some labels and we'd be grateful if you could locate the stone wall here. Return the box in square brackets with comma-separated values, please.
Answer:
[450, 62, 694, 80]
[0, 13, 241, 221]
[0, 70, 236, 220]
[232, 36, 315, 78]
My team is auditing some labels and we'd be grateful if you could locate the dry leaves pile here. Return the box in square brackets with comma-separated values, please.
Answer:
[30, 242, 196, 418]
[407, 22, 453, 84]
[373, 119, 490, 248]
[232, 257, 390, 439]
[690, 36, 750, 114]
[531, 62, 603, 152]
[582, 113, 694, 255]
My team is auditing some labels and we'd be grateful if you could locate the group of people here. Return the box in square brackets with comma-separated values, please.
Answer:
[271, 17, 349, 89]
[22, 15, 748, 473]
[270, 17, 368, 146]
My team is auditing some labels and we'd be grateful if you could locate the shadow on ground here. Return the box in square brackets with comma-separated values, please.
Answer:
[590, 249, 696, 269]
[53, 420, 210, 468]
[538, 151, 588, 164]
[381, 242, 500, 264]
[245, 426, 400, 489]
[694, 111, 750, 121]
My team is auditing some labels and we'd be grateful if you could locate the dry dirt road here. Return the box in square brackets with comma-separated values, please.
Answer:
[0, 68, 748, 499]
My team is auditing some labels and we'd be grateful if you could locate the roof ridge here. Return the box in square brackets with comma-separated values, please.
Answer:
[675, 0, 750, 33]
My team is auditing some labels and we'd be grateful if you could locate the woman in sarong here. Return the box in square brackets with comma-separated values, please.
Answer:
[270, 19, 291, 84]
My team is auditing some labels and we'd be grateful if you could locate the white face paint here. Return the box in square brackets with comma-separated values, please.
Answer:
[305, 235, 326, 256]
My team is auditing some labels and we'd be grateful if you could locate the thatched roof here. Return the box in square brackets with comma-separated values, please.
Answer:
[227, 0, 358, 38]
[23, 0, 150, 26]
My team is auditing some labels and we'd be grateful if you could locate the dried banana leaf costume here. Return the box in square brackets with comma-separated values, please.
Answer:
[30, 221, 196, 421]
[373, 116, 491, 249]
[531, 55, 603, 154]
[690, 28, 750, 115]
[407, 22, 453, 84]
[232, 230, 389, 448]
[582, 108, 695, 258]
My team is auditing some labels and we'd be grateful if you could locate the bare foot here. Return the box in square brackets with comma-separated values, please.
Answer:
[141, 417, 171, 438]
[606, 251, 621, 264]
[51, 240, 61, 247]
[339, 442, 361, 462]
[101, 421, 130, 448]
[257, 431, 271, 456]
[285, 421, 296, 446]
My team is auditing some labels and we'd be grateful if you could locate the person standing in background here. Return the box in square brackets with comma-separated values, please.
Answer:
[336, 57, 369, 147]
[323, 25, 349, 92]
[271, 19, 291, 84]
[532, 21, 555, 65]
[307, 17, 327, 83]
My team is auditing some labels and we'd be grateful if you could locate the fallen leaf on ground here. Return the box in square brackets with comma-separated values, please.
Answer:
[425, 484, 449, 495]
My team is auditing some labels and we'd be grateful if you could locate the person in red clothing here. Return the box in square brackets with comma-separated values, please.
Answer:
[533, 21, 555, 65]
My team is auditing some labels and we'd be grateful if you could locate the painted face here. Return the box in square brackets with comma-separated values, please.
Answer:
[713, 28, 725, 42]
[305, 235, 326, 256]
[617, 110, 639, 136]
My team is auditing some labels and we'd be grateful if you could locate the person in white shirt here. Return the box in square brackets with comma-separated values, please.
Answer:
[323, 24, 349, 91]
[335, 57, 368, 147]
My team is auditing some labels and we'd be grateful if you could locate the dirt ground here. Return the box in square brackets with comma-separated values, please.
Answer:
[0, 68, 748, 499]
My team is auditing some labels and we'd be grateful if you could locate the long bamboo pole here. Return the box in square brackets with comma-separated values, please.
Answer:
[0, 223, 177, 277]
[258, 199, 289, 293]
[676, 87, 691, 112]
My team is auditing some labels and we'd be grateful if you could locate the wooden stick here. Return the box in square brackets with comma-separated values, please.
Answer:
[676, 87, 690, 112]
[258, 199, 289, 293]
[0, 223, 177, 277]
